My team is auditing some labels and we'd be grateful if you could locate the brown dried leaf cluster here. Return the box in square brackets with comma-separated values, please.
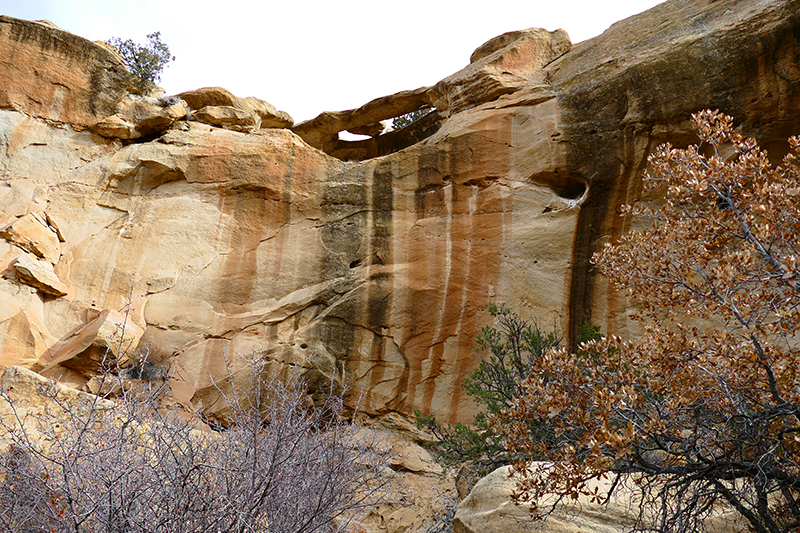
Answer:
[496, 111, 800, 533]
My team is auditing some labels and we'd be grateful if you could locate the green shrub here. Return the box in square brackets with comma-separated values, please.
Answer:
[416, 304, 598, 476]
[107, 32, 174, 87]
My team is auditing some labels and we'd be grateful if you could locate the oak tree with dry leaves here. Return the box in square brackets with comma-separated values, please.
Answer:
[496, 111, 800, 533]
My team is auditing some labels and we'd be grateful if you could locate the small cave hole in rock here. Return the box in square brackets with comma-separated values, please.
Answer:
[553, 178, 587, 200]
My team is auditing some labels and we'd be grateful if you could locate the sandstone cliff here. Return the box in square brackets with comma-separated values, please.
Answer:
[0, 0, 798, 425]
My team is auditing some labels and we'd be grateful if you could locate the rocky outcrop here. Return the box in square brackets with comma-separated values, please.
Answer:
[0, 0, 799, 429]
[179, 86, 294, 130]
[40, 309, 144, 375]
[291, 86, 438, 157]
[290, 28, 570, 161]
[452, 465, 741, 533]
[91, 94, 189, 139]
[12, 253, 68, 296]
[0, 16, 138, 128]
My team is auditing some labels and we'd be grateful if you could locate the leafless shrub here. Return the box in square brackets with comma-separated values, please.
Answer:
[0, 348, 395, 533]
[420, 489, 458, 533]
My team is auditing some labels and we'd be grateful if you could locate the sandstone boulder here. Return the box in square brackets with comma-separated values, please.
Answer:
[386, 436, 442, 475]
[41, 309, 145, 375]
[356, 430, 456, 533]
[91, 94, 189, 139]
[12, 253, 68, 296]
[179, 86, 240, 109]
[192, 105, 260, 132]
[179, 87, 293, 129]
[453, 465, 742, 533]
[241, 96, 294, 129]
[0, 212, 61, 264]
[429, 27, 571, 116]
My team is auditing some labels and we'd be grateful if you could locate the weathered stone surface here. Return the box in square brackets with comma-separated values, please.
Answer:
[453, 465, 742, 533]
[0, 274, 56, 371]
[241, 96, 294, 129]
[12, 253, 68, 296]
[357, 431, 455, 533]
[0, 0, 798, 432]
[547, 0, 800, 342]
[41, 309, 144, 374]
[0, 212, 61, 263]
[386, 436, 442, 475]
[192, 105, 259, 132]
[0, 112, 121, 185]
[454, 465, 631, 533]
[179, 86, 240, 109]
[91, 94, 189, 139]
[0, 16, 138, 128]
[429, 27, 571, 116]
[179, 87, 293, 129]
[347, 121, 386, 137]
[0, 180, 48, 217]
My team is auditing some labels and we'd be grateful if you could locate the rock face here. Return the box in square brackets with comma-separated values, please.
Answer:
[0, 17, 137, 128]
[549, 0, 800, 342]
[0, 0, 799, 427]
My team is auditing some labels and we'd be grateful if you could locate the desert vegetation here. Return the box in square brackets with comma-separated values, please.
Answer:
[495, 111, 800, 532]
[0, 350, 394, 532]
[107, 32, 174, 87]
[415, 110, 800, 532]
[415, 304, 564, 474]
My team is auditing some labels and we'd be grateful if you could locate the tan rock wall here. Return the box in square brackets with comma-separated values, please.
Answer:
[0, 0, 799, 426]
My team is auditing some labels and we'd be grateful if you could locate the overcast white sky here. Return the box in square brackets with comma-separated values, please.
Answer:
[2, 1, 664, 123]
